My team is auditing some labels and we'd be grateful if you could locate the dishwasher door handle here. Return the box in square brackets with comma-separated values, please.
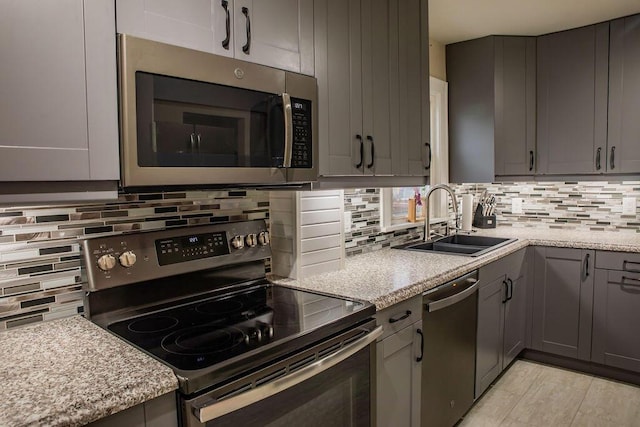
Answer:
[424, 279, 479, 312]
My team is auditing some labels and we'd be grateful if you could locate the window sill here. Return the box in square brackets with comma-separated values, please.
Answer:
[380, 217, 448, 233]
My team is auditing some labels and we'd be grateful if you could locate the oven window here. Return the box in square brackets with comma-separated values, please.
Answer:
[191, 346, 371, 427]
[135, 72, 285, 168]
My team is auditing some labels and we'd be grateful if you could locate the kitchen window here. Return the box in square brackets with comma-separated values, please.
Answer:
[381, 77, 449, 231]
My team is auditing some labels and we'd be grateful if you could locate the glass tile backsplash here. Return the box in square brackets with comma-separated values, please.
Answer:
[0, 190, 269, 330]
[2, 181, 638, 329]
[344, 181, 639, 257]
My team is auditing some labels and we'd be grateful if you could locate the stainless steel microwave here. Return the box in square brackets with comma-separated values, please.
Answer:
[117, 34, 317, 188]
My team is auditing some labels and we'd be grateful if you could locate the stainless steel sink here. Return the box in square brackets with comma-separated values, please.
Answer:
[397, 234, 516, 257]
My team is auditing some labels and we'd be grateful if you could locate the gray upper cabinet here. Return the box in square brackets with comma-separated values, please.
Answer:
[531, 247, 595, 361]
[607, 13, 640, 174]
[116, 0, 314, 75]
[592, 251, 640, 373]
[536, 23, 609, 175]
[315, 0, 429, 177]
[0, 0, 119, 199]
[447, 36, 535, 183]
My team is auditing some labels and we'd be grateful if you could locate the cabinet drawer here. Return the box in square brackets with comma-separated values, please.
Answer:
[596, 251, 640, 271]
[606, 270, 640, 285]
[375, 296, 422, 341]
[479, 248, 526, 285]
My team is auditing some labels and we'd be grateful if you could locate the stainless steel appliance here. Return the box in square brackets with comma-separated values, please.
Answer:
[118, 34, 317, 188]
[82, 220, 379, 426]
[421, 270, 479, 427]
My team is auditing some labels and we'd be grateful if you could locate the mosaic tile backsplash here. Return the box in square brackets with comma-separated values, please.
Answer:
[3, 181, 638, 329]
[344, 181, 640, 257]
[0, 190, 269, 330]
[344, 189, 423, 257]
[453, 181, 640, 232]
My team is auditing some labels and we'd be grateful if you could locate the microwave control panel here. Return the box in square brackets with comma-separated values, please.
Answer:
[291, 98, 312, 168]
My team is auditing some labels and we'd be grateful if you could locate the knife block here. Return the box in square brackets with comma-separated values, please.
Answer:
[472, 204, 496, 228]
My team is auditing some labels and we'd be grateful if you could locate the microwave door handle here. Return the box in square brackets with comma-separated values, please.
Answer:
[151, 121, 157, 153]
[190, 133, 196, 153]
[196, 133, 202, 153]
[282, 93, 293, 168]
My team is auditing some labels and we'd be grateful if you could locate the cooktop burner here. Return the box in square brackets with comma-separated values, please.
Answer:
[108, 283, 366, 372]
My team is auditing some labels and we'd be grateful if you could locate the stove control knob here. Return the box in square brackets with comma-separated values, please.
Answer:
[245, 233, 258, 247]
[258, 231, 270, 246]
[263, 324, 274, 339]
[119, 251, 137, 268]
[97, 254, 116, 271]
[244, 327, 262, 345]
[231, 235, 245, 249]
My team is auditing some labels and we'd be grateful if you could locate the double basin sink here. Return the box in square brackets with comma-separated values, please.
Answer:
[397, 234, 516, 257]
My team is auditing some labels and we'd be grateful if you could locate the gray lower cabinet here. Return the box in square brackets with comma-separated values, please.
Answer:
[476, 248, 527, 398]
[447, 36, 536, 183]
[536, 23, 609, 175]
[315, 0, 429, 178]
[0, 0, 119, 201]
[531, 247, 595, 361]
[87, 392, 178, 427]
[592, 251, 640, 373]
[374, 295, 422, 426]
[607, 13, 640, 174]
[116, 0, 314, 75]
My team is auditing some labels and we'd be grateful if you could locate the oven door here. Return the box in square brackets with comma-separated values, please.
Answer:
[181, 323, 382, 427]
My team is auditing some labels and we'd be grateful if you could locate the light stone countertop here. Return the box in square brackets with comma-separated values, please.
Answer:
[0, 315, 178, 427]
[271, 228, 640, 310]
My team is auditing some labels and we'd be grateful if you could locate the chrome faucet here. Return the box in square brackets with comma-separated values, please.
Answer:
[424, 184, 459, 241]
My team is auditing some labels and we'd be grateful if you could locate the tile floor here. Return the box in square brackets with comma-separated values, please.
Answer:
[460, 360, 640, 426]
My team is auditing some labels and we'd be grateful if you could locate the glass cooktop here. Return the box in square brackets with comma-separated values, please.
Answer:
[108, 283, 368, 371]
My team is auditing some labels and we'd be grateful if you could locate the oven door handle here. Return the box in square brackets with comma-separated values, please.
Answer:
[193, 325, 383, 423]
[281, 93, 293, 168]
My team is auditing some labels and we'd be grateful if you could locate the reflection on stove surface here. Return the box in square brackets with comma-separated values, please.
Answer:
[163, 326, 245, 355]
[108, 284, 364, 372]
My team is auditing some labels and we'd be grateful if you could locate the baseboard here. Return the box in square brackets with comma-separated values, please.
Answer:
[521, 349, 640, 387]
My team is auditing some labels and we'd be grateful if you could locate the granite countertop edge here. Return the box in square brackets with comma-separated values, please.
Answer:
[270, 229, 640, 311]
[0, 316, 179, 427]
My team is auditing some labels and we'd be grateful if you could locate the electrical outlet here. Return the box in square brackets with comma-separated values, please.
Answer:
[512, 198, 523, 214]
[622, 197, 637, 215]
[343, 211, 352, 232]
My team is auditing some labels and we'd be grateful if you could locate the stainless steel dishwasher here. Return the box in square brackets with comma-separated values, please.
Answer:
[421, 270, 479, 427]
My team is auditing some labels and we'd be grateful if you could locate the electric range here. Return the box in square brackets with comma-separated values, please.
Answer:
[82, 220, 378, 426]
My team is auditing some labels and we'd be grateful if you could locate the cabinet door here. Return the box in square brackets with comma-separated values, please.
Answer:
[116, 0, 233, 57]
[592, 269, 640, 373]
[360, 0, 391, 175]
[475, 274, 506, 398]
[495, 37, 536, 176]
[503, 267, 527, 368]
[446, 36, 495, 183]
[607, 13, 640, 174]
[315, 0, 364, 176]
[0, 0, 118, 182]
[536, 24, 608, 175]
[531, 247, 595, 360]
[376, 321, 422, 427]
[396, 0, 429, 176]
[234, 0, 314, 75]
